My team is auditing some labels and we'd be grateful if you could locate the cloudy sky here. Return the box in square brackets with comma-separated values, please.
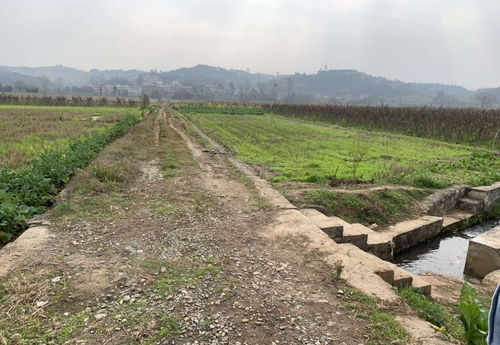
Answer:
[1, 0, 498, 89]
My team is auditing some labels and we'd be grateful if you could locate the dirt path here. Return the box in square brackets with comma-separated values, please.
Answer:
[0, 108, 382, 345]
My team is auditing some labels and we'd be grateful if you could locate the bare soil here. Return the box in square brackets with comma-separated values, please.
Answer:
[0, 109, 381, 344]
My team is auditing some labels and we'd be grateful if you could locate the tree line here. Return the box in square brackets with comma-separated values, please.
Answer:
[0, 93, 146, 107]
[262, 103, 500, 149]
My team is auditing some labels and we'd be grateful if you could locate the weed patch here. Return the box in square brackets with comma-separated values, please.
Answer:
[342, 287, 408, 344]
[298, 188, 431, 227]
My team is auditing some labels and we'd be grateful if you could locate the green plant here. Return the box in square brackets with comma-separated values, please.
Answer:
[398, 287, 463, 341]
[184, 111, 496, 186]
[343, 288, 408, 344]
[459, 283, 488, 345]
[159, 315, 183, 338]
[0, 113, 140, 243]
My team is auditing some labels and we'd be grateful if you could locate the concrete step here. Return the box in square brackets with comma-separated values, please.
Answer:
[300, 209, 343, 238]
[393, 270, 413, 289]
[335, 224, 368, 249]
[457, 197, 484, 214]
[386, 216, 443, 255]
[374, 269, 395, 285]
[366, 233, 393, 260]
[442, 212, 475, 232]
[467, 182, 500, 207]
[412, 275, 433, 296]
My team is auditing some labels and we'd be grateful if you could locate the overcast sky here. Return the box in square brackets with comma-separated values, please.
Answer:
[1, 0, 498, 89]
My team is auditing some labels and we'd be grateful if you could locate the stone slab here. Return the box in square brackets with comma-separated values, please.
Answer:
[0, 225, 50, 278]
[468, 182, 500, 209]
[383, 216, 443, 255]
[483, 269, 500, 286]
[465, 226, 500, 278]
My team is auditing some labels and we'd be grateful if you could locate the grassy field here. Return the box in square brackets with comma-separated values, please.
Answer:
[0, 105, 139, 169]
[183, 110, 499, 187]
[0, 105, 144, 243]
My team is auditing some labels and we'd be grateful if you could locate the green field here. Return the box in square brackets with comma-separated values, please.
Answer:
[0, 105, 143, 243]
[184, 111, 499, 187]
[0, 105, 139, 169]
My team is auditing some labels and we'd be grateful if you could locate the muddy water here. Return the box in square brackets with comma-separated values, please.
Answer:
[395, 219, 500, 278]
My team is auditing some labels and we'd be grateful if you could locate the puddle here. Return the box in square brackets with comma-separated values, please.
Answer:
[394, 219, 500, 278]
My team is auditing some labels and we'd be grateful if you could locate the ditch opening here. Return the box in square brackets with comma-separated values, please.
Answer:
[394, 219, 500, 278]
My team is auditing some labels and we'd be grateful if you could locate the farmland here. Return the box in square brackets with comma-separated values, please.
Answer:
[0, 105, 143, 243]
[263, 103, 500, 149]
[0, 105, 139, 169]
[178, 103, 499, 227]
[181, 107, 499, 187]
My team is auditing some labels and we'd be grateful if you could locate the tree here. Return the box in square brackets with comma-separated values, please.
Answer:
[476, 92, 496, 108]
[55, 78, 63, 94]
[287, 77, 294, 96]
[40, 76, 49, 95]
[228, 82, 235, 97]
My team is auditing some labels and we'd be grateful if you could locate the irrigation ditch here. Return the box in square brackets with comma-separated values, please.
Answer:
[1, 102, 498, 344]
[172, 105, 500, 344]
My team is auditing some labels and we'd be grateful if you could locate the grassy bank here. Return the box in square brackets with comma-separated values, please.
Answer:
[285, 188, 431, 227]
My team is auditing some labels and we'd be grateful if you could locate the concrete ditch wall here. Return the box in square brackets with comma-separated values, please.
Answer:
[425, 185, 470, 216]
[465, 225, 500, 278]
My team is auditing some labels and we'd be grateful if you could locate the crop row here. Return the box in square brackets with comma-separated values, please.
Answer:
[174, 103, 264, 115]
[0, 113, 142, 243]
[261, 103, 500, 149]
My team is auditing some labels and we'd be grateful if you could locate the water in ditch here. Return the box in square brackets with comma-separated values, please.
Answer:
[394, 219, 500, 278]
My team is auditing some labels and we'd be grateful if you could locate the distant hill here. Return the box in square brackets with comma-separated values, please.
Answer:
[0, 65, 89, 86]
[0, 70, 55, 89]
[264, 70, 473, 104]
[0, 63, 496, 106]
[159, 64, 274, 85]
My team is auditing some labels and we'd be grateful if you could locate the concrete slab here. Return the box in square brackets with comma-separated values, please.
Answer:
[335, 225, 368, 249]
[468, 182, 500, 209]
[442, 213, 475, 232]
[366, 234, 393, 260]
[300, 209, 343, 238]
[0, 225, 51, 278]
[382, 216, 443, 255]
[457, 197, 484, 214]
[483, 269, 500, 286]
[465, 225, 500, 278]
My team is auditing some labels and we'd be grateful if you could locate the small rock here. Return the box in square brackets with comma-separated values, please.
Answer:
[36, 300, 48, 308]
[51, 276, 61, 283]
[147, 320, 159, 331]
[124, 246, 137, 254]
[10, 334, 22, 345]
[95, 313, 108, 321]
